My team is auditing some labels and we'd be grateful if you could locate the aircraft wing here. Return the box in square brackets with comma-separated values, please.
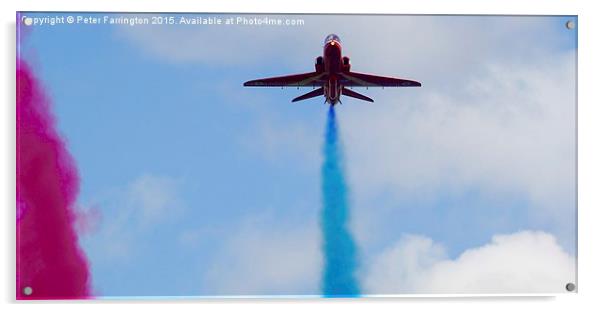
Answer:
[244, 72, 325, 87]
[340, 71, 421, 87]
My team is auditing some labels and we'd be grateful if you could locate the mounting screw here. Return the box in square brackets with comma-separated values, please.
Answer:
[565, 20, 575, 30]
[23, 286, 33, 296]
[565, 282, 576, 292]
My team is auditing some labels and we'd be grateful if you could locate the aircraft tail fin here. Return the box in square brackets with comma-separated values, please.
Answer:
[341, 87, 374, 102]
[292, 87, 324, 102]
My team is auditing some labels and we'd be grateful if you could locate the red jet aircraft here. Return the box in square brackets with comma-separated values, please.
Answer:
[244, 34, 421, 105]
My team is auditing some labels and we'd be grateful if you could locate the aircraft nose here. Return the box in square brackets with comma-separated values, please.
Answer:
[325, 40, 339, 50]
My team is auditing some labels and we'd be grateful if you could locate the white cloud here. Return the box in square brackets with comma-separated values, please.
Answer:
[240, 118, 322, 169]
[115, 14, 323, 66]
[201, 214, 322, 296]
[347, 52, 575, 197]
[86, 174, 183, 261]
[344, 52, 576, 248]
[126, 174, 182, 226]
[363, 231, 576, 294]
[115, 15, 563, 74]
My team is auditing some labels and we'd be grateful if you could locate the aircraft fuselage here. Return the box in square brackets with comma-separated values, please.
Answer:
[322, 38, 344, 105]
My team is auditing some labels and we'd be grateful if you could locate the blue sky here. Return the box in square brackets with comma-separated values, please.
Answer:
[19, 13, 577, 296]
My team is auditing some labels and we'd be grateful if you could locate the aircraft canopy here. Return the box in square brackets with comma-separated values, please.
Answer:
[324, 34, 341, 45]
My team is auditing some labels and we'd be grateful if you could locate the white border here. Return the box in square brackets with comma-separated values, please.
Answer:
[2, 1, 601, 311]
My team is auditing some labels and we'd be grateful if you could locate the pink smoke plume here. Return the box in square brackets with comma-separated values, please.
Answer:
[16, 60, 92, 299]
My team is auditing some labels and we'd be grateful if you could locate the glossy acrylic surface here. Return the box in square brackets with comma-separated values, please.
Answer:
[16, 12, 577, 299]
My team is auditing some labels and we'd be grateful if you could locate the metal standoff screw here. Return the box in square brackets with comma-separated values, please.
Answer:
[23, 286, 33, 296]
[565, 282, 576, 292]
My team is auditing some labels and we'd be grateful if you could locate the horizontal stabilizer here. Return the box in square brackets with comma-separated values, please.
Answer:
[341, 87, 374, 102]
[292, 87, 324, 102]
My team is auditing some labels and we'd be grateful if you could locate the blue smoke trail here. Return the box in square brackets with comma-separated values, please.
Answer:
[321, 106, 359, 297]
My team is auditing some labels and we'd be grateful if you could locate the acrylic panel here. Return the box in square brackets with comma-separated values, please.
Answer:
[16, 12, 577, 299]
